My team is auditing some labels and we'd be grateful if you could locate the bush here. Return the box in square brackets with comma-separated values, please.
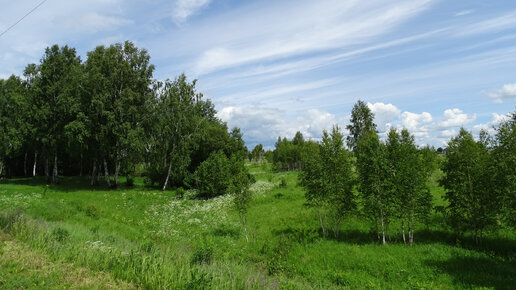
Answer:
[194, 151, 231, 198]
[85, 205, 99, 219]
[52, 227, 69, 242]
[279, 177, 287, 188]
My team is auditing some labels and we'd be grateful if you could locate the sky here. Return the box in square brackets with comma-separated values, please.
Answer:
[1, 0, 515, 149]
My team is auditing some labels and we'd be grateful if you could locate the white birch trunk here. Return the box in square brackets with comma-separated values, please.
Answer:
[103, 159, 112, 188]
[381, 209, 386, 245]
[90, 160, 97, 186]
[32, 152, 37, 177]
[52, 151, 58, 184]
[162, 162, 173, 191]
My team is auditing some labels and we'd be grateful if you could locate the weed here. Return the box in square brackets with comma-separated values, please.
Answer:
[51, 227, 69, 242]
[85, 205, 99, 219]
[191, 239, 213, 265]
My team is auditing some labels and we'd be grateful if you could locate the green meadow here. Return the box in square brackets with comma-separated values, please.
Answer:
[1, 162, 515, 289]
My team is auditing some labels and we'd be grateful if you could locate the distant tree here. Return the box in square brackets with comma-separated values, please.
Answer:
[273, 135, 303, 171]
[356, 130, 391, 245]
[292, 131, 305, 145]
[299, 126, 355, 238]
[419, 146, 439, 180]
[251, 144, 265, 162]
[32, 45, 83, 184]
[229, 155, 253, 242]
[319, 126, 355, 238]
[386, 129, 431, 245]
[492, 111, 516, 228]
[346, 100, 377, 151]
[299, 140, 326, 235]
[83, 41, 154, 187]
[0, 76, 30, 177]
[148, 75, 205, 191]
[440, 128, 498, 244]
[194, 151, 231, 198]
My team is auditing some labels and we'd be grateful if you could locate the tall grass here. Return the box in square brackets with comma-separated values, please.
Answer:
[0, 163, 515, 288]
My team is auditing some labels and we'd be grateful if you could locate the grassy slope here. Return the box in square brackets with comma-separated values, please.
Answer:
[0, 163, 515, 289]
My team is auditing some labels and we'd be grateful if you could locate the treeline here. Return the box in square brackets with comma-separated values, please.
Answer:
[273, 101, 515, 245]
[0, 41, 248, 194]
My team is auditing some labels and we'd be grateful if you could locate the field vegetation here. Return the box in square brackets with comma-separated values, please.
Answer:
[1, 41, 515, 289]
[1, 162, 515, 288]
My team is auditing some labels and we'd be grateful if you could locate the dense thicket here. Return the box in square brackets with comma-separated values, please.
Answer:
[0, 41, 246, 192]
[272, 131, 304, 171]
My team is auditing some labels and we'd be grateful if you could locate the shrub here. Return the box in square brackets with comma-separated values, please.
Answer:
[52, 227, 69, 242]
[279, 177, 287, 188]
[85, 205, 99, 219]
[194, 151, 231, 198]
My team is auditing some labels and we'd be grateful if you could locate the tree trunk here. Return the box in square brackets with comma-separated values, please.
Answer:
[0, 160, 3, 176]
[375, 216, 380, 240]
[103, 159, 112, 188]
[387, 220, 391, 242]
[45, 155, 50, 183]
[114, 159, 120, 187]
[409, 214, 414, 246]
[32, 152, 37, 177]
[380, 209, 386, 245]
[90, 159, 97, 186]
[24, 152, 27, 176]
[80, 152, 83, 176]
[402, 218, 406, 244]
[318, 209, 326, 238]
[52, 151, 58, 184]
[242, 215, 249, 242]
[162, 162, 173, 191]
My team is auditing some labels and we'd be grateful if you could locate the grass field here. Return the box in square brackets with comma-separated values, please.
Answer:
[0, 162, 515, 289]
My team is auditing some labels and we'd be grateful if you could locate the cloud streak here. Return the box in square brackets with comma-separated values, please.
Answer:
[487, 83, 516, 103]
[172, 0, 212, 24]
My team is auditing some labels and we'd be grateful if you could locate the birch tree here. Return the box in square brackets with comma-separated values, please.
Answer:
[440, 128, 497, 244]
[346, 100, 376, 151]
[356, 130, 392, 245]
[33, 45, 83, 184]
[84, 41, 154, 187]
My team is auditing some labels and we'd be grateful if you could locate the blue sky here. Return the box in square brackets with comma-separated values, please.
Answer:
[1, 0, 515, 149]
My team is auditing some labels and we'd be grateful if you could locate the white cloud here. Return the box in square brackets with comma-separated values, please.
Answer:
[400, 111, 432, 131]
[487, 83, 516, 103]
[367, 102, 401, 132]
[472, 113, 510, 135]
[216, 106, 346, 148]
[439, 108, 476, 127]
[59, 12, 133, 33]
[192, 0, 434, 74]
[456, 11, 516, 36]
[172, 0, 212, 24]
[455, 10, 474, 17]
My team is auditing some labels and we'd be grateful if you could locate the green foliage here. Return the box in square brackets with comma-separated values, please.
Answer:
[300, 126, 355, 238]
[346, 100, 377, 151]
[273, 132, 304, 171]
[0, 165, 515, 288]
[194, 151, 231, 198]
[440, 128, 498, 243]
[250, 144, 265, 162]
[492, 111, 516, 228]
[355, 130, 392, 244]
[51, 227, 70, 242]
[191, 239, 214, 265]
[386, 129, 432, 244]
